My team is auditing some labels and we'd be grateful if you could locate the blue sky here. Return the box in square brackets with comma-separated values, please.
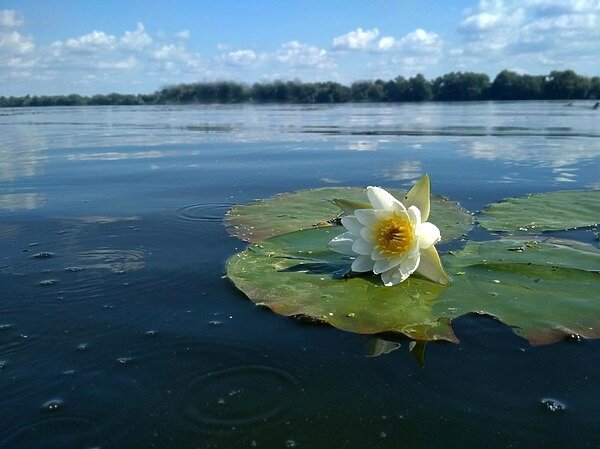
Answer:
[1, 0, 599, 95]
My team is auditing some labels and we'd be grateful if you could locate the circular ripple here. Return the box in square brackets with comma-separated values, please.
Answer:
[175, 202, 234, 223]
[0, 416, 100, 449]
[74, 248, 146, 273]
[186, 365, 300, 428]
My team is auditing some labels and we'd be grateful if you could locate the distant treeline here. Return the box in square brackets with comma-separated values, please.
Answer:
[2, 70, 600, 107]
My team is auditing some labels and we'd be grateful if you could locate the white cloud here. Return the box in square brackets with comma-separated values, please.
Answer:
[97, 56, 138, 70]
[46, 24, 200, 72]
[0, 17, 207, 93]
[121, 23, 152, 49]
[0, 30, 35, 55]
[0, 9, 23, 28]
[455, 0, 600, 70]
[175, 30, 190, 40]
[60, 31, 117, 52]
[331, 27, 442, 56]
[222, 49, 258, 66]
[397, 29, 443, 54]
[0, 10, 34, 72]
[275, 41, 332, 68]
[332, 28, 379, 50]
[152, 43, 201, 69]
[377, 36, 396, 52]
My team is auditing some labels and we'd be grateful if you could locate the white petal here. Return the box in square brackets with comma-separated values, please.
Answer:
[380, 266, 409, 286]
[371, 246, 387, 260]
[373, 255, 403, 274]
[354, 209, 377, 226]
[352, 255, 375, 272]
[403, 174, 430, 221]
[416, 245, 450, 285]
[340, 215, 363, 236]
[373, 258, 393, 275]
[367, 186, 402, 211]
[407, 205, 421, 228]
[328, 232, 356, 255]
[352, 237, 375, 256]
[417, 222, 441, 249]
[399, 252, 420, 277]
[360, 226, 374, 242]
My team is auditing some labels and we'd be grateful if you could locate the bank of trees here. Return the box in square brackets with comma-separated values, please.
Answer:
[1, 70, 599, 107]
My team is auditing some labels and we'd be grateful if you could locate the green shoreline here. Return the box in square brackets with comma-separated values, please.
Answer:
[2, 69, 599, 107]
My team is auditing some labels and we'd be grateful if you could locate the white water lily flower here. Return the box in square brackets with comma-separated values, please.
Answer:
[329, 174, 450, 286]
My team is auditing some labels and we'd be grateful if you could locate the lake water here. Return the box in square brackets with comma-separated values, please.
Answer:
[1, 102, 599, 449]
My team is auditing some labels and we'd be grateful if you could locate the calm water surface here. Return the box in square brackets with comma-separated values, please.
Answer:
[1, 102, 599, 448]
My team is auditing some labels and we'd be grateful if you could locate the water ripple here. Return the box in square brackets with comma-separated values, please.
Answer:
[174, 202, 235, 223]
[186, 365, 300, 428]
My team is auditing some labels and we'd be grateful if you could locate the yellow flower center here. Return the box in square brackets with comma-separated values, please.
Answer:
[373, 213, 415, 257]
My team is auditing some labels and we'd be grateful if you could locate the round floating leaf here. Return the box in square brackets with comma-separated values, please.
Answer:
[227, 227, 456, 342]
[477, 190, 600, 232]
[227, 227, 600, 345]
[439, 239, 600, 345]
[225, 187, 472, 243]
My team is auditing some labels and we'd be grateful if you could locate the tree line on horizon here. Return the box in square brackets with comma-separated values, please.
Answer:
[1, 69, 599, 108]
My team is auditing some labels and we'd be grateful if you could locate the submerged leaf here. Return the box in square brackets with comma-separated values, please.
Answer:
[477, 190, 600, 232]
[226, 187, 472, 243]
[408, 340, 428, 367]
[366, 338, 401, 357]
[227, 227, 600, 346]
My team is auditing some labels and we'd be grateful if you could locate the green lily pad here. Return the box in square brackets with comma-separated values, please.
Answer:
[225, 187, 472, 243]
[439, 239, 600, 345]
[477, 190, 600, 232]
[227, 227, 456, 342]
[226, 227, 600, 346]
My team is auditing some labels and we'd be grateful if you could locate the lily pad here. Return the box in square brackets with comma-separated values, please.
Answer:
[477, 190, 600, 232]
[227, 227, 455, 342]
[438, 239, 600, 345]
[225, 187, 472, 243]
[226, 227, 600, 345]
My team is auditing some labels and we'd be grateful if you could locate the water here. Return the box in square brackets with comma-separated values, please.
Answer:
[1, 102, 599, 448]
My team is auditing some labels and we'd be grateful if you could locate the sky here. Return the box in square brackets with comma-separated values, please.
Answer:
[1, 0, 599, 96]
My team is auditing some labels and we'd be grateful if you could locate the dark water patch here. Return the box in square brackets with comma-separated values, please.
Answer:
[0, 416, 100, 449]
[185, 365, 300, 429]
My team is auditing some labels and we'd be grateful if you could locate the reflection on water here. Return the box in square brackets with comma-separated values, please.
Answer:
[459, 139, 595, 170]
[348, 140, 378, 151]
[0, 193, 45, 211]
[67, 150, 169, 161]
[381, 161, 422, 182]
[75, 216, 140, 224]
[0, 103, 599, 449]
[1, 102, 599, 187]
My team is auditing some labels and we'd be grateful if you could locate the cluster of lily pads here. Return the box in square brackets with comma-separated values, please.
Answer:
[225, 179, 599, 346]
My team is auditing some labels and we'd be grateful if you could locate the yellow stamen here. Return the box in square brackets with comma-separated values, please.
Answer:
[373, 213, 415, 257]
